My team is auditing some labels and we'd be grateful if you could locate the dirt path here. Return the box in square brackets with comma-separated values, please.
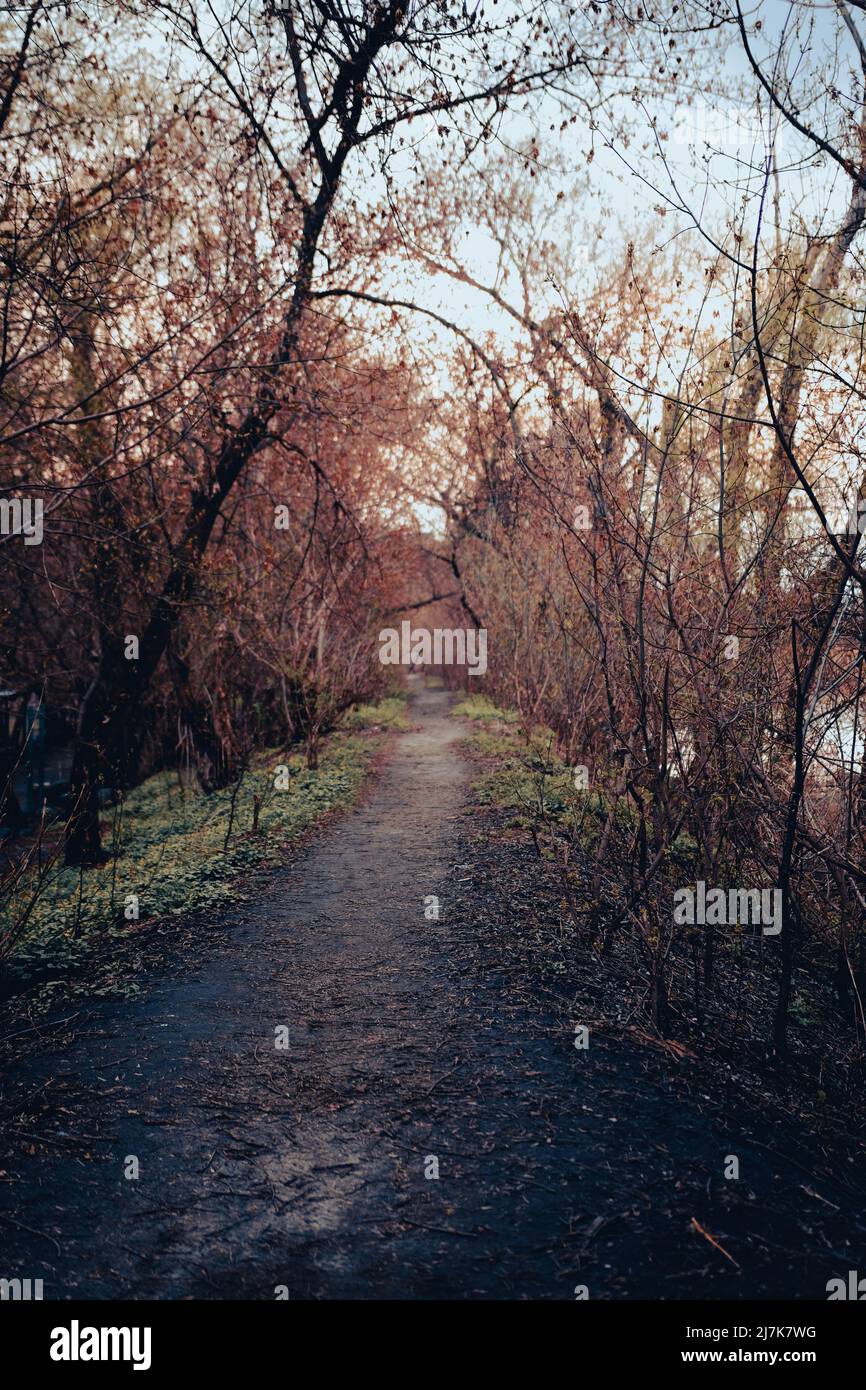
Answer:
[1, 685, 864, 1299]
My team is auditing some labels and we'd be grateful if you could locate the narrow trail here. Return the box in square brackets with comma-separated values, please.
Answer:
[2, 686, 863, 1299]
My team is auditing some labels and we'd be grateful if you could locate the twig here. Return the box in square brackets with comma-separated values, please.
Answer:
[690, 1216, 740, 1269]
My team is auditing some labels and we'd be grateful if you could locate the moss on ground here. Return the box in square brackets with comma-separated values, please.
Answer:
[450, 694, 518, 722]
[451, 696, 690, 860]
[451, 698, 578, 816]
[337, 695, 409, 731]
[0, 697, 404, 1002]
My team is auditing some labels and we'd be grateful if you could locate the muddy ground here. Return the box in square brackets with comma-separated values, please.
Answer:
[0, 685, 863, 1299]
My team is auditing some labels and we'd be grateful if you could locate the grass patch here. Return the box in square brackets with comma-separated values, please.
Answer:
[338, 693, 408, 730]
[1, 699, 400, 1006]
[451, 695, 648, 852]
[454, 701, 701, 879]
[453, 698, 578, 816]
[451, 694, 518, 722]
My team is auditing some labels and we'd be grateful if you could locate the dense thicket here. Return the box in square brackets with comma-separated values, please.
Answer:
[3, 0, 866, 1059]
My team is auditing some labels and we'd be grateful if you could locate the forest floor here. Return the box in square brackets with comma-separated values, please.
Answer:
[1, 682, 864, 1300]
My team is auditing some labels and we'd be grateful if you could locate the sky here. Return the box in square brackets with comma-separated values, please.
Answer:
[350, 0, 863, 529]
[34, 0, 862, 532]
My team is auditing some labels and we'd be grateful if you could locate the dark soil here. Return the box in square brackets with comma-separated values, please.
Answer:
[0, 685, 863, 1299]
